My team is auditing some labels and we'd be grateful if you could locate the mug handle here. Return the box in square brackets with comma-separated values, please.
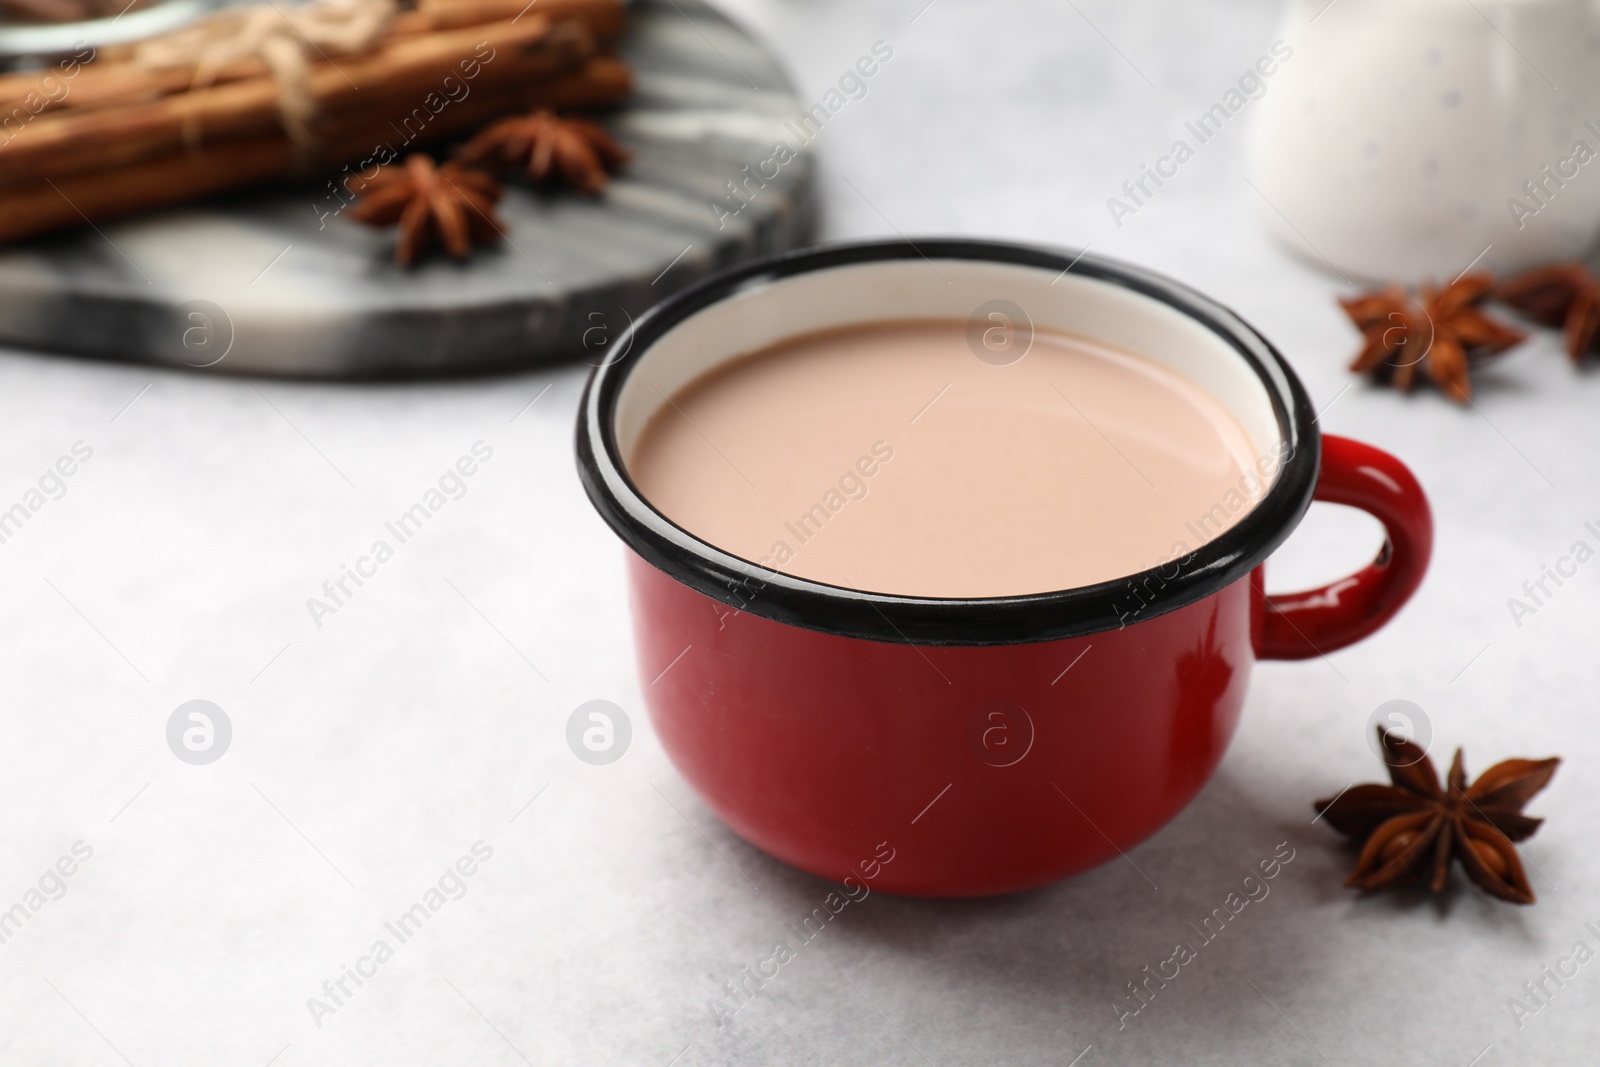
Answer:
[1258, 434, 1433, 661]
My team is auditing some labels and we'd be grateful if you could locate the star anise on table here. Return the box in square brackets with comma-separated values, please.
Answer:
[1314, 728, 1559, 905]
[1339, 274, 1527, 403]
[457, 110, 631, 196]
[1498, 262, 1600, 362]
[345, 154, 505, 267]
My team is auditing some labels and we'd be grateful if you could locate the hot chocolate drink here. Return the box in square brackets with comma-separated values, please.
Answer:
[628, 320, 1265, 598]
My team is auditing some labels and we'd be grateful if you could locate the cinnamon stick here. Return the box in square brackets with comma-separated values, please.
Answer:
[394, 0, 623, 38]
[0, 0, 91, 21]
[0, 0, 622, 119]
[0, 15, 591, 186]
[313, 53, 629, 155]
[0, 136, 294, 245]
[0, 56, 630, 244]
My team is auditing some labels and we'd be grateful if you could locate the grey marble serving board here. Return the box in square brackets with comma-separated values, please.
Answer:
[0, 0, 816, 377]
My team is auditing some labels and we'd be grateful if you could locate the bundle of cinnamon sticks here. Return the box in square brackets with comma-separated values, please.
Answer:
[0, 0, 631, 244]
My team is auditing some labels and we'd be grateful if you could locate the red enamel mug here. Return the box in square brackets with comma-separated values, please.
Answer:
[577, 239, 1432, 897]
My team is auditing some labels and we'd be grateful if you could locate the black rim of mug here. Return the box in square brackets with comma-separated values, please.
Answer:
[576, 238, 1320, 647]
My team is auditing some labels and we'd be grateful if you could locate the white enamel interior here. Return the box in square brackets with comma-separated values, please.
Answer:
[614, 258, 1283, 470]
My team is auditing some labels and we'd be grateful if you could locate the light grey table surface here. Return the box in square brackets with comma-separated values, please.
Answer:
[2, 1, 1596, 1065]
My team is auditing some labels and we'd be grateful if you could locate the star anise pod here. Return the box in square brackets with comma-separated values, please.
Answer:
[1498, 262, 1600, 362]
[457, 110, 630, 196]
[1314, 728, 1559, 905]
[345, 154, 504, 267]
[1339, 274, 1526, 403]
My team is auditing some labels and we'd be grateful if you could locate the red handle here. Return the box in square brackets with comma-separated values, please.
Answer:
[1258, 435, 1433, 660]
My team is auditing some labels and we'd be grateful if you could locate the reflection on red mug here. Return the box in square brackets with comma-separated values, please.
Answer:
[577, 239, 1432, 897]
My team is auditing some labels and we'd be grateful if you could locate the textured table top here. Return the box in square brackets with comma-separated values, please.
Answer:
[2, 1, 1597, 1065]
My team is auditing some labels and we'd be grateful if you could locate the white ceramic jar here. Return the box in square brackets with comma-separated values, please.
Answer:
[1249, 0, 1600, 281]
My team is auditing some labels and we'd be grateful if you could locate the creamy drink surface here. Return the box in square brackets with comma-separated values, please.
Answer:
[627, 320, 1265, 598]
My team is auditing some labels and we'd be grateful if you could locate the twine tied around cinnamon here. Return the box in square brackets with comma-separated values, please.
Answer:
[129, 0, 396, 146]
